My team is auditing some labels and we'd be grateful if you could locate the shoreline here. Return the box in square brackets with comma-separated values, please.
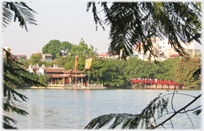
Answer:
[18, 86, 201, 90]
[22, 86, 107, 90]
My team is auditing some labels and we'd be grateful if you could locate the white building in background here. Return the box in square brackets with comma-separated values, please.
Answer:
[42, 54, 52, 62]
[132, 37, 201, 61]
[165, 41, 201, 58]
[157, 38, 170, 56]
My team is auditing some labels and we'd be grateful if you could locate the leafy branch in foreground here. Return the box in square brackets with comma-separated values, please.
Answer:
[85, 94, 169, 129]
[3, 48, 45, 129]
[87, 2, 201, 60]
[85, 91, 202, 129]
[2, 2, 37, 31]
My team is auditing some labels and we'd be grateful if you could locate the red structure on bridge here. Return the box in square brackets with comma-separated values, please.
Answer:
[130, 79, 184, 89]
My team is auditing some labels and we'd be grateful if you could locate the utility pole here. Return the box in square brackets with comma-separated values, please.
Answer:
[88, 52, 90, 85]
[75, 51, 77, 85]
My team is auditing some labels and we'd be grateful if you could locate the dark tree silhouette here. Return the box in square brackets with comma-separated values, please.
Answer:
[86, 2, 202, 129]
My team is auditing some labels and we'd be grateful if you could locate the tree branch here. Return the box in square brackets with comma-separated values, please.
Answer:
[154, 94, 201, 129]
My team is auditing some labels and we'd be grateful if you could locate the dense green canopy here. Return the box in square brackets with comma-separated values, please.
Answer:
[42, 38, 97, 59]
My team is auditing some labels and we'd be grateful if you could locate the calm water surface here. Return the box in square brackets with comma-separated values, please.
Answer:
[4, 89, 201, 129]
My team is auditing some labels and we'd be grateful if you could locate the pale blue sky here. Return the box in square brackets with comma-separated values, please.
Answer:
[2, 1, 202, 59]
[3, 1, 110, 58]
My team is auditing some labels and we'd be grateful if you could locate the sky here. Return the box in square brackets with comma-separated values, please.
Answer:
[2, 1, 202, 59]
[2, 1, 111, 59]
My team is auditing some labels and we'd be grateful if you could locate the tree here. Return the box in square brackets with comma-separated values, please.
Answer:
[85, 2, 202, 129]
[3, 49, 45, 129]
[95, 59, 130, 87]
[30, 53, 45, 66]
[153, 57, 180, 81]
[2, 2, 42, 129]
[87, 2, 201, 59]
[42, 40, 61, 58]
[174, 57, 201, 88]
[42, 40, 73, 59]
[60, 41, 72, 56]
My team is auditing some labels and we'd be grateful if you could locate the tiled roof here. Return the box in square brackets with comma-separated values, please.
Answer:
[64, 69, 73, 74]
[64, 68, 83, 74]
[72, 68, 83, 74]
[46, 74, 86, 78]
[170, 54, 180, 57]
[46, 74, 70, 78]
[33, 68, 39, 72]
[44, 68, 65, 73]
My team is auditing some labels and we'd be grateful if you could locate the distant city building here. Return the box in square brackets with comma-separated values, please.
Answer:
[31, 52, 53, 62]
[42, 54, 52, 62]
[165, 41, 201, 58]
[14, 55, 27, 61]
[132, 37, 201, 61]
[98, 52, 119, 59]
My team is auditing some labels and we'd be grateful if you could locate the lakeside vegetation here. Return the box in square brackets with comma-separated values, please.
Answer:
[21, 39, 201, 89]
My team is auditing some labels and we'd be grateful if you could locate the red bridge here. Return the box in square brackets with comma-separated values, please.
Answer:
[130, 78, 185, 89]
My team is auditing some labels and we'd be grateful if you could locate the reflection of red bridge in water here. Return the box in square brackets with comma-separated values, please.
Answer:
[130, 79, 185, 89]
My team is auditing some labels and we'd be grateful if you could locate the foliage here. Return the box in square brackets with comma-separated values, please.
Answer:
[37, 74, 50, 86]
[97, 59, 130, 87]
[43, 38, 96, 70]
[2, 1, 41, 129]
[3, 49, 45, 129]
[174, 57, 201, 87]
[30, 53, 46, 66]
[42, 38, 96, 65]
[43, 40, 62, 58]
[45, 51, 201, 88]
[87, 2, 201, 59]
[2, 2, 37, 31]
[153, 57, 180, 81]
[42, 40, 72, 59]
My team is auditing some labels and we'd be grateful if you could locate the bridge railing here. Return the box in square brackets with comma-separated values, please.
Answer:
[130, 78, 184, 87]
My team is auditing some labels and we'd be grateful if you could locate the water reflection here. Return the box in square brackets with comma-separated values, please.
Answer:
[73, 89, 77, 129]
[85, 90, 91, 122]
[4, 89, 201, 129]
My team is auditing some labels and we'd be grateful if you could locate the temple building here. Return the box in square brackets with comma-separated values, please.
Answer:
[27, 64, 86, 85]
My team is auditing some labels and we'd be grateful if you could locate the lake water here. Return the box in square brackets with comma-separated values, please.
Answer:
[4, 89, 202, 129]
